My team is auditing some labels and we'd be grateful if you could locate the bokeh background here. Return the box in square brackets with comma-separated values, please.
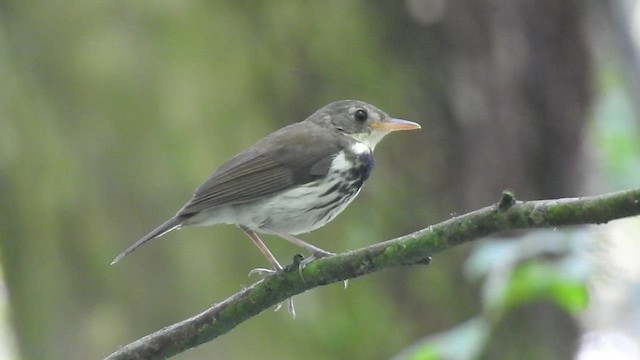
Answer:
[2, 1, 640, 359]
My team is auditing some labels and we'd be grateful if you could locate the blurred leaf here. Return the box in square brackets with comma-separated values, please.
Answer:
[394, 318, 490, 360]
[398, 229, 591, 360]
[592, 64, 640, 188]
[466, 229, 593, 315]
[500, 261, 589, 315]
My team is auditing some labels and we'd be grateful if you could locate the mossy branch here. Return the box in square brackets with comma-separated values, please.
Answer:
[105, 188, 640, 360]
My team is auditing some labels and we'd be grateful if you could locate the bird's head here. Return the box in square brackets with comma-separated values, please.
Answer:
[309, 100, 420, 149]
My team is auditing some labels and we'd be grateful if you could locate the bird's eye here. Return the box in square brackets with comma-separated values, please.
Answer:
[354, 109, 368, 122]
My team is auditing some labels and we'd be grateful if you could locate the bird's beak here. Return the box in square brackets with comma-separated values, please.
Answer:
[370, 118, 421, 131]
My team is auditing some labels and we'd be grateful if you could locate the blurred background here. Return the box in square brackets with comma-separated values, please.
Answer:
[1, 1, 640, 359]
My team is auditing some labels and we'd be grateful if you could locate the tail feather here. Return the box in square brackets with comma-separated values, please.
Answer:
[111, 216, 183, 265]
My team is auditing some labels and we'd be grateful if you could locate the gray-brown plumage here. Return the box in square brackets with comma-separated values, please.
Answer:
[112, 100, 420, 268]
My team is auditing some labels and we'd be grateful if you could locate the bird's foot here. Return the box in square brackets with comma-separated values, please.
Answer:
[247, 267, 278, 277]
[242, 227, 296, 316]
[299, 249, 334, 270]
[297, 251, 347, 288]
[248, 266, 296, 317]
[273, 297, 296, 317]
[301, 248, 334, 264]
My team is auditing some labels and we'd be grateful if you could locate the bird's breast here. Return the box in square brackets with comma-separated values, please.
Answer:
[211, 142, 376, 236]
[339, 142, 374, 186]
[353, 150, 374, 183]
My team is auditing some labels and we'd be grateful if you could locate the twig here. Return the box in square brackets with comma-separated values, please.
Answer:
[105, 188, 640, 360]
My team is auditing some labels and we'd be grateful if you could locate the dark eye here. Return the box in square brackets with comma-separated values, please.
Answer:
[354, 109, 368, 122]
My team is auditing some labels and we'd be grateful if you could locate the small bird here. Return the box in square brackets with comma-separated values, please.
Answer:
[112, 100, 419, 311]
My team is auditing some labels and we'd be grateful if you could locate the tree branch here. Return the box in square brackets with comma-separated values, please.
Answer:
[105, 188, 640, 360]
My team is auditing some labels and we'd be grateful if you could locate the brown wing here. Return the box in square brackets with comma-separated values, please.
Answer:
[177, 121, 348, 216]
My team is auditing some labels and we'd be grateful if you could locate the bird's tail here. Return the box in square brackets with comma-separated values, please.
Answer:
[111, 216, 183, 265]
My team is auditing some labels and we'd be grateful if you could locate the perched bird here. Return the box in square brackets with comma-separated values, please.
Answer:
[112, 100, 420, 312]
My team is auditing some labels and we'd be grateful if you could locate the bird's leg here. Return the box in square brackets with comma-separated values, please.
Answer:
[264, 228, 347, 289]
[265, 229, 335, 260]
[240, 226, 295, 316]
[241, 227, 283, 274]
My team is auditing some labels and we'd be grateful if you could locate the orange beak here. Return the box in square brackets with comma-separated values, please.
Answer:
[370, 118, 421, 131]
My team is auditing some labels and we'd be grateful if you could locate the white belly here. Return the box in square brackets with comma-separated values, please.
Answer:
[192, 176, 361, 235]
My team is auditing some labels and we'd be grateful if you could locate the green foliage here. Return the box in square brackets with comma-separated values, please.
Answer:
[398, 230, 591, 360]
[592, 64, 640, 188]
[399, 319, 489, 360]
[500, 261, 588, 315]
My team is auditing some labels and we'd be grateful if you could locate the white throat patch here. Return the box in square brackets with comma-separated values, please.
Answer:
[346, 130, 390, 150]
[351, 141, 371, 155]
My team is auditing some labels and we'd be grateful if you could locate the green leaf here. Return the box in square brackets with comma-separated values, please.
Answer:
[500, 261, 589, 314]
[396, 318, 490, 360]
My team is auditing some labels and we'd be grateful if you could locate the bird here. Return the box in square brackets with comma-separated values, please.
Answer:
[111, 100, 420, 313]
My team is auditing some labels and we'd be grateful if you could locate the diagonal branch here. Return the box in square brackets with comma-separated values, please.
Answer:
[105, 188, 640, 360]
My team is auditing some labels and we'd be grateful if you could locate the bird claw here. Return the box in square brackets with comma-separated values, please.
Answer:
[297, 252, 347, 289]
[248, 267, 277, 277]
[296, 250, 337, 282]
[272, 297, 296, 317]
[313, 249, 336, 259]
[274, 301, 283, 312]
[299, 250, 335, 269]
[248, 250, 340, 317]
[248, 267, 296, 317]
[286, 298, 296, 317]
